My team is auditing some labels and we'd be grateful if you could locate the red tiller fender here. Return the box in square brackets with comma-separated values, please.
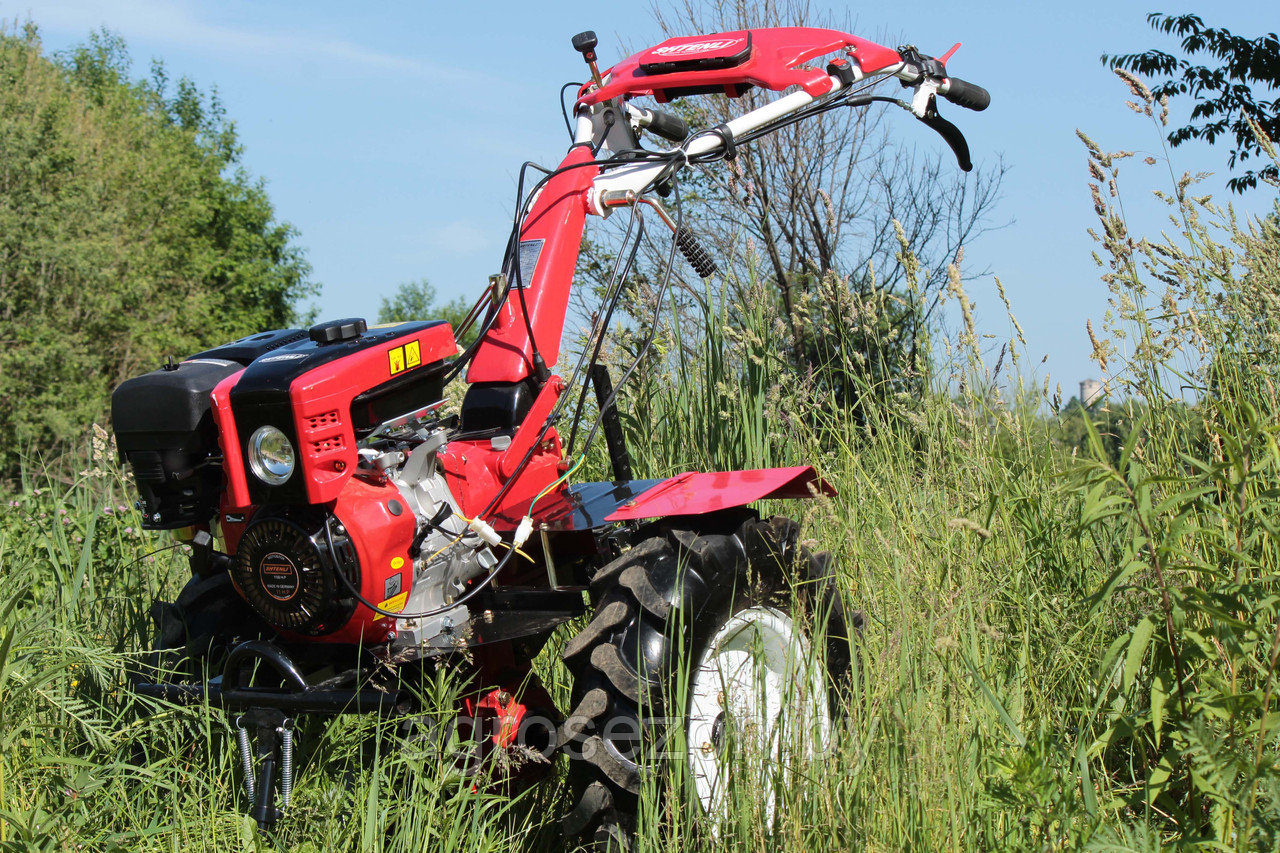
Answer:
[604, 465, 835, 522]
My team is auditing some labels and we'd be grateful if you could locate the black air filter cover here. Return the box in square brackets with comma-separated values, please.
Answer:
[112, 358, 242, 528]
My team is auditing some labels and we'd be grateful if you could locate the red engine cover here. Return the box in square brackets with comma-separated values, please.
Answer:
[266, 475, 416, 645]
[289, 323, 458, 505]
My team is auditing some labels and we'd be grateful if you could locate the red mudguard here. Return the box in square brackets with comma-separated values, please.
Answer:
[604, 466, 835, 522]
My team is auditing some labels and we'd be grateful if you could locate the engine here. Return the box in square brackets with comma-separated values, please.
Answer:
[112, 317, 497, 647]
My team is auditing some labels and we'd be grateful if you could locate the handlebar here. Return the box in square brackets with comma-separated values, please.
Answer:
[585, 53, 989, 213]
[938, 77, 990, 112]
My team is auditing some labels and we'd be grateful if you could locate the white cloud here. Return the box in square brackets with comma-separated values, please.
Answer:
[25, 0, 473, 82]
[427, 221, 492, 256]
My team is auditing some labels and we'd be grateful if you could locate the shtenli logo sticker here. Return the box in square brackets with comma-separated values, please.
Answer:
[652, 38, 743, 56]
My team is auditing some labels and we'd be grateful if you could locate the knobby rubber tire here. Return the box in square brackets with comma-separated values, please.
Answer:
[559, 513, 854, 848]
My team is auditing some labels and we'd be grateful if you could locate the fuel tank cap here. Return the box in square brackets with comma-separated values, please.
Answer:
[309, 317, 367, 345]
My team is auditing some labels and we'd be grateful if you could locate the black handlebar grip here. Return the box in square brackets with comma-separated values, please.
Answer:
[572, 31, 598, 55]
[675, 226, 717, 279]
[646, 109, 689, 143]
[941, 77, 990, 112]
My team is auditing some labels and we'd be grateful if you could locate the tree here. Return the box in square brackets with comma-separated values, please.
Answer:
[1104, 14, 1280, 192]
[0, 26, 315, 480]
[377, 279, 478, 346]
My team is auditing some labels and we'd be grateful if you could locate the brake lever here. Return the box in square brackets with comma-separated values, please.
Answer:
[863, 88, 974, 173]
[916, 96, 972, 172]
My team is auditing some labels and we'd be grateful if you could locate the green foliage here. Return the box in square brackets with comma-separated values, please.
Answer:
[1104, 13, 1280, 192]
[1068, 73, 1280, 845]
[0, 26, 315, 481]
[1055, 397, 1155, 466]
[376, 279, 477, 347]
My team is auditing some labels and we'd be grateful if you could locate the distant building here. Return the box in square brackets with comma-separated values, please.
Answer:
[1080, 378, 1104, 407]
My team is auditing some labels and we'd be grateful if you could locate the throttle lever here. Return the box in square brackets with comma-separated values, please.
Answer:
[572, 31, 605, 88]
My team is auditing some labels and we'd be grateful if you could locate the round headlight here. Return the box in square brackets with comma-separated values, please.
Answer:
[248, 426, 295, 486]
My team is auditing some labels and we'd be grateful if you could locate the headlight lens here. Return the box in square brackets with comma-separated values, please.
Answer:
[248, 426, 295, 485]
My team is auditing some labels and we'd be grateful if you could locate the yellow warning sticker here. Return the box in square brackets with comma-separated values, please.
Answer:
[373, 591, 409, 620]
[388, 346, 406, 375]
[390, 556, 405, 570]
[405, 340, 421, 369]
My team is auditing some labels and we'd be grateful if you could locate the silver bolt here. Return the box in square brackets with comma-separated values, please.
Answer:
[700, 741, 713, 755]
[483, 610, 494, 623]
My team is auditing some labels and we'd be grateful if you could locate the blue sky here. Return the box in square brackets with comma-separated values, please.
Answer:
[16, 0, 1277, 399]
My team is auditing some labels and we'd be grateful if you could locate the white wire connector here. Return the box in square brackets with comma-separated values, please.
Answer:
[513, 516, 535, 549]
[467, 516, 503, 548]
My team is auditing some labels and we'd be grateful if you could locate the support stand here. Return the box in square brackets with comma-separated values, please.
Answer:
[234, 708, 294, 829]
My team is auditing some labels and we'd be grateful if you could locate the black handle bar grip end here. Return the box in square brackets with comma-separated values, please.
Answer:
[941, 77, 990, 112]
[647, 109, 689, 143]
[572, 31, 598, 54]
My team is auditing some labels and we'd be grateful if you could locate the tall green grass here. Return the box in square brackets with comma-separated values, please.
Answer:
[3, 78, 1280, 850]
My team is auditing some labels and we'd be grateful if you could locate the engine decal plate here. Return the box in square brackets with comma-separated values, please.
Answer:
[260, 551, 302, 602]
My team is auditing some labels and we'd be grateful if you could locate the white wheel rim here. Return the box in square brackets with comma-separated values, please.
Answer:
[686, 606, 831, 825]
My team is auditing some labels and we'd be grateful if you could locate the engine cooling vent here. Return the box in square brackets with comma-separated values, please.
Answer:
[306, 410, 341, 431]
[231, 513, 359, 636]
[312, 436, 345, 454]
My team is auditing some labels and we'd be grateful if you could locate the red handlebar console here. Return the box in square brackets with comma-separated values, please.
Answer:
[577, 27, 902, 107]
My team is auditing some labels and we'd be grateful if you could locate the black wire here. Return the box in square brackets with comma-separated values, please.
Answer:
[565, 207, 644, 455]
[117, 543, 182, 572]
[569, 89, 888, 451]
[440, 148, 682, 386]
[465, 216, 653, 519]
[440, 160, 554, 386]
[569, 89, 896, 449]
[580, 179, 684, 455]
[324, 514, 517, 622]
[560, 81, 583, 139]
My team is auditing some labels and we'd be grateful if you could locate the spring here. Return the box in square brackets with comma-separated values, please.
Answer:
[279, 726, 294, 809]
[235, 722, 256, 801]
